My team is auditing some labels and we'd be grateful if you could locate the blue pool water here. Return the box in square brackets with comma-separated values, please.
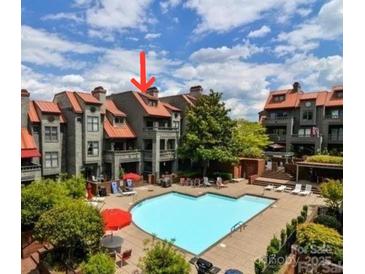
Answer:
[131, 192, 275, 255]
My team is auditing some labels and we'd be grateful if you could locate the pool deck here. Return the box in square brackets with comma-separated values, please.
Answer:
[102, 180, 324, 274]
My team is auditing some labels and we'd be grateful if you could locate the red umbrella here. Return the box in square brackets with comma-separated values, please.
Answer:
[102, 208, 132, 232]
[123, 172, 141, 181]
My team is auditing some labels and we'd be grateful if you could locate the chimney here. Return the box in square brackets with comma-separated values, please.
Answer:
[189, 85, 203, 97]
[292, 82, 301, 93]
[91, 86, 107, 103]
[21, 89, 30, 127]
[146, 86, 159, 97]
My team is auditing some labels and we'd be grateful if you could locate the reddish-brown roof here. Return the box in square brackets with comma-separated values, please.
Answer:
[21, 128, 38, 150]
[103, 119, 136, 139]
[161, 102, 181, 112]
[34, 100, 62, 114]
[264, 89, 301, 110]
[76, 92, 102, 105]
[133, 92, 171, 117]
[105, 100, 126, 117]
[28, 101, 40, 123]
[325, 91, 343, 107]
[296, 91, 328, 107]
[64, 92, 83, 113]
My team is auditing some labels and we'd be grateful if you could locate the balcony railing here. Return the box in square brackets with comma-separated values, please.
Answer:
[143, 127, 179, 132]
[160, 149, 176, 160]
[21, 164, 41, 182]
[291, 134, 317, 138]
[328, 134, 343, 141]
[21, 164, 41, 171]
[264, 116, 289, 121]
[268, 134, 287, 142]
[325, 115, 343, 120]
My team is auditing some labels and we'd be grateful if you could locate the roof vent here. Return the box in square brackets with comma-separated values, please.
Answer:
[292, 82, 301, 93]
[189, 85, 203, 97]
[146, 86, 159, 97]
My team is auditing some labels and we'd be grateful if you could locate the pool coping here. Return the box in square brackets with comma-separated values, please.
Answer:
[128, 190, 279, 257]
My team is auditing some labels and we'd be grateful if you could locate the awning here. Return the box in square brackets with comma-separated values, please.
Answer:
[21, 149, 41, 158]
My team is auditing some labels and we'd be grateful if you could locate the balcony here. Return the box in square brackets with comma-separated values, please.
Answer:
[104, 149, 141, 163]
[325, 114, 343, 124]
[268, 134, 287, 143]
[290, 134, 320, 144]
[160, 149, 176, 161]
[143, 127, 179, 132]
[328, 134, 343, 143]
[21, 164, 41, 182]
[263, 116, 291, 126]
[143, 127, 179, 138]
[143, 150, 153, 161]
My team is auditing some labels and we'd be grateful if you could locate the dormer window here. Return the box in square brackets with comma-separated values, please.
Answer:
[272, 95, 285, 102]
[147, 100, 157, 106]
[335, 90, 343, 99]
[115, 117, 125, 125]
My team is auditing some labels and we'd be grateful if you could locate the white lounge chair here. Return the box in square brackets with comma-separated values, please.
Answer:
[274, 185, 287, 192]
[203, 177, 212, 187]
[216, 177, 228, 189]
[299, 184, 312, 196]
[291, 184, 302, 194]
[91, 196, 105, 202]
[118, 187, 137, 196]
[264, 184, 274, 190]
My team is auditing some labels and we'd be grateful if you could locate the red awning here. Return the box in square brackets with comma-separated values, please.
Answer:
[21, 149, 41, 158]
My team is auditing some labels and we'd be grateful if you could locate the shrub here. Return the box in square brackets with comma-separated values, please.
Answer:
[320, 180, 343, 211]
[301, 210, 307, 219]
[269, 235, 281, 251]
[297, 215, 305, 224]
[178, 170, 201, 178]
[314, 214, 342, 232]
[34, 200, 104, 266]
[296, 223, 342, 259]
[291, 218, 298, 228]
[303, 205, 308, 213]
[80, 253, 115, 274]
[286, 223, 294, 238]
[138, 239, 190, 274]
[21, 179, 69, 229]
[306, 155, 343, 165]
[212, 172, 232, 181]
[254, 259, 265, 274]
[280, 229, 286, 246]
[62, 175, 86, 199]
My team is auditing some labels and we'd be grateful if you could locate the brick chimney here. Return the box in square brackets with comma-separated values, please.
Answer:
[292, 82, 301, 93]
[146, 86, 159, 97]
[189, 85, 203, 97]
[21, 89, 30, 127]
[91, 86, 106, 103]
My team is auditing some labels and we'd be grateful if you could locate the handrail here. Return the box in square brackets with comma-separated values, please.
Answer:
[231, 221, 246, 232]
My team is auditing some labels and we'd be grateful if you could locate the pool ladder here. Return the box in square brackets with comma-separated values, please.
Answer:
[231, 221, 247, 232]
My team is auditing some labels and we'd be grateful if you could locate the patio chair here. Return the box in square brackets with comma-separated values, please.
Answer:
[115, 249, 132, 267]
[298, 184, 312, 196]
[203, 177, 212, 187]
[179, 177, 186, 186]
[274, 185, 287, 192]
[264, 184, 274, 190]
[125, 179, 134, 191]
[291, 184, 302, 194]
[216, 177, 228, 189]
[91, 175, 98, 182]
[194, 178, 202, 187]
[186, 178, 193, 186]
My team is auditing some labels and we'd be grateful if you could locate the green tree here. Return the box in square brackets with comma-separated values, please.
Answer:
[138, 238, 190, 274]
[34, 200, 104, 266]
[80, 253, 115, 274]
[62, 175, 87, 199]
[178, 90, 237, 176]
[233, 119, 270, 158]
[21, 179, 69, 229]
[320, 180, 343, 211]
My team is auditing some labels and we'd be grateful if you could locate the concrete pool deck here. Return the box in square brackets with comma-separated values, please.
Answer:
[101, 180, 324, 274]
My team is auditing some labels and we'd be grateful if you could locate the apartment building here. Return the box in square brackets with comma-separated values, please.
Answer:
[260, 82, 343, 155]
[21, 85, 190, 183]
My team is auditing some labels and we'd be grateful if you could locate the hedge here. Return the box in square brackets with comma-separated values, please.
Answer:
[305, 155, 343, 165]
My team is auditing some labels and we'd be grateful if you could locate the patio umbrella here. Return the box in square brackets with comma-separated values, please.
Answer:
[102, 208, 132, 232]
[269, 143, 285, 150]
[122, 172, 141, 181]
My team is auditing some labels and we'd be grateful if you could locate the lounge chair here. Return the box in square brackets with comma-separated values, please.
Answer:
[125, 179, 134, 191]
[291, 184, 302, 194]
[118, 187, 137, 196]
[91, 196, 105, 202]
[299, 184, 312, 196]
[274, 185, 287, 192]
[203, 177, 212, 187]
[216, 177, 228, 189]
[264, 184, 274, 190]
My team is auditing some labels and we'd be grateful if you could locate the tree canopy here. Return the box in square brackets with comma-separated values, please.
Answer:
[178, 90, 237, 175]
[233, 119, 270, 158]
[320, 180, 343, 211]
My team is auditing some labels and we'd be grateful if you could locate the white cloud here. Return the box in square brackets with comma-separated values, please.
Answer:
[145, 33, 161, 40]
[88, 29, 115, 42]
[189, 41, 263, 63]
[126, 37, 139, 42]
[276, 0, 342, 55]
[185, 0, 314, 34]
[22, 25, 102, 68]
[41, 12, 84, 23]
[247, 25, 271, 38]
[85, 0, 153, 31]
[160, 0, 182, 14]
[61, 74, 85, 85]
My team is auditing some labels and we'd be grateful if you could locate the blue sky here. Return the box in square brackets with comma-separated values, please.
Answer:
[21, 0, 342, 120]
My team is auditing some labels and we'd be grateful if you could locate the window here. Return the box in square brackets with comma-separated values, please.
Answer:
[115, 117, 125, 124]
[147, 100, 157, 106]
[174, 113, 179, 119]
[335, 91, 343, 98]
[45, 126, 58, 142]
[173, 121, 179, 129]
[298, 128, 311, 137]
[272, 95, 285, 102]
[45, 152, 58, 168]
[302, 111, 313, 120]
[87, 116, 99, 132]
[160, 139, 165, 150]
[87, 141, 99, 156]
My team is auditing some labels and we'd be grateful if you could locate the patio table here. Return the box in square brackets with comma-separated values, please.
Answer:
[101, 235, 124, 253]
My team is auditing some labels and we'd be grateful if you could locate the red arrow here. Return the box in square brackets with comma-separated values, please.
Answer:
[130, 51, 155, 93]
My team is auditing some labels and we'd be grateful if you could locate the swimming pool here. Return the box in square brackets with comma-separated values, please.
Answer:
[131, 192, 275, 255]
